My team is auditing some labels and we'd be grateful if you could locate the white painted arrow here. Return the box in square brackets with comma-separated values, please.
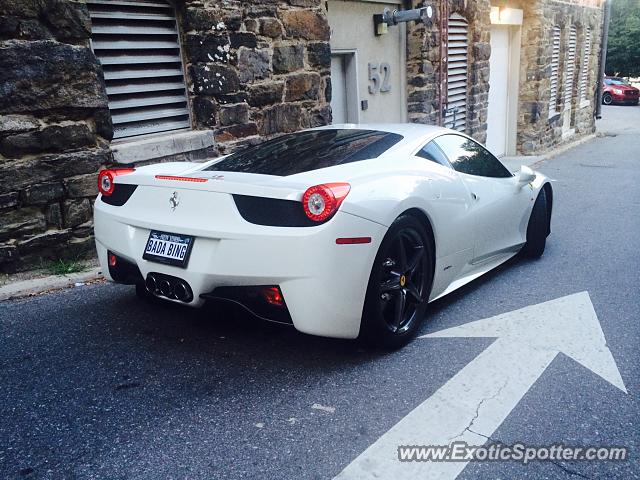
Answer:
[336, 291, 626, 480]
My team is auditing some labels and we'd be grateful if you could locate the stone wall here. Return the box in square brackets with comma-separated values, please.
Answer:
[178, 0, 332, 154]
[0, 0, 603, 272]
[517, 0, 602, 154]
[406, 0, 601, 154]
[0, 0, 333, 273]
[0, 0, 112, 273]
[406, 0, 492, 143]
[406, 0, 440, 126]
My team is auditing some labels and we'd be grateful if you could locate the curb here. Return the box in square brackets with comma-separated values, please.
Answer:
[530, 133, 597, 167]
[500, 133, 597, 173]
[0, 267, 104, 302]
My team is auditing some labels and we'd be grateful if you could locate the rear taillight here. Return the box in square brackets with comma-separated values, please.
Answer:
[302, 183, 350, 222]
[98, 168, 135, 196]
[262, 286, 284, 307]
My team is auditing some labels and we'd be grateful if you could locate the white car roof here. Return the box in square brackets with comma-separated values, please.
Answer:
[312, 122, 449, 137]
[311, 123, 455, 157]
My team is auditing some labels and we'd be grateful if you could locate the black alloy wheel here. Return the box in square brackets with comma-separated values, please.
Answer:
[379, 229, 427, 334]
[360, 215, 434, 349]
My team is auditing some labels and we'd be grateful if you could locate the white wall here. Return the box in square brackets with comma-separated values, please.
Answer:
[326, 0, 407, 123]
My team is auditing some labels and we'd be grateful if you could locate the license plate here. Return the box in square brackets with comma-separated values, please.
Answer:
[143, 230, 194, 268]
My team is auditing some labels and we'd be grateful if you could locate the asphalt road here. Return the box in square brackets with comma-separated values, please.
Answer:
[1, 106, 639, 480]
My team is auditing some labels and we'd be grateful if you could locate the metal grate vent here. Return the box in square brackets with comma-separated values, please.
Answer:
[549, 26, 561, 117]
[579, 27, 591, 101]
[564, 26, 577, 108]
[445, 13, 468, 133]
[87, 0, 190, 140]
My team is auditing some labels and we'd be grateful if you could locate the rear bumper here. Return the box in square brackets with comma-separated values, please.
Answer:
[94, 206, 387, 339]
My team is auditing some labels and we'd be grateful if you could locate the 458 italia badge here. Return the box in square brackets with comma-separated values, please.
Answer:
[169, 191, 179, 211]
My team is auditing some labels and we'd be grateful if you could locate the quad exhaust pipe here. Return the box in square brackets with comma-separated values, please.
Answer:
[145, 273, 193, 303]
[173, 281, 190, 302]
[145, 274, 157, 293]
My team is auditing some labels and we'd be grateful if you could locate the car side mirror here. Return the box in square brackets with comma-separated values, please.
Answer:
[518, 165, 536, 185]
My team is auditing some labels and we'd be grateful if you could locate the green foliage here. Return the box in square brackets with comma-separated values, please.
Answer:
[46, 259, 88, 276]
[606, 0, 640, 77]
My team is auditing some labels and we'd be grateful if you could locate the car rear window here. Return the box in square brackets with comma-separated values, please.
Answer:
[205, 129, 403, 176]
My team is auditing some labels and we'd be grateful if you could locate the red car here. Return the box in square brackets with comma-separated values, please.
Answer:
[602, 77, 639, 105]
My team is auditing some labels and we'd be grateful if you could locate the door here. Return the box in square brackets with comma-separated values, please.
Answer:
[562, 26, 577, 135]
[331, 55, 348, 123]
[330, 52, 358, 123]
[432, 134, 533, 262]
[486, 26, 509, 156]
[457, 174, 531, 263]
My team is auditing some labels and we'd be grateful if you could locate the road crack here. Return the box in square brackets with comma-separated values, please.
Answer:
[463, 431, 594, 479]
[447, 379, 508, 443]
[547, 459, 594, 479]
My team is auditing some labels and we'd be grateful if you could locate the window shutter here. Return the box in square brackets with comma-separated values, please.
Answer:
[87, 0, 190, 140]
[564, 26, 577, 108]
[549, 26, 561, 117]
[580, 27, 591, 101]
[445, 13, 468, 132]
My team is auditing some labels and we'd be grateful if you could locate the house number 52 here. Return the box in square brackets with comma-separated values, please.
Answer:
[368, 62, 391, 94]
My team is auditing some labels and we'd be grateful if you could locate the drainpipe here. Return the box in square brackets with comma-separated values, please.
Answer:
[595, 0, 611, 119]
[438, 0, 450, 126]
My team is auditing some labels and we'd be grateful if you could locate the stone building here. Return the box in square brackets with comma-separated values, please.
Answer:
[0, 0, 603, 272]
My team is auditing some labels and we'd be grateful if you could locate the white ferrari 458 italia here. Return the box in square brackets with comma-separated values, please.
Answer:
[94, 124, 552, 348]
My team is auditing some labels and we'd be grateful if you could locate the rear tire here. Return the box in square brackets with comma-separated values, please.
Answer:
[359, 215, 434, 349]
[522, 189, 548, 258]
[603, 93, 613, 105]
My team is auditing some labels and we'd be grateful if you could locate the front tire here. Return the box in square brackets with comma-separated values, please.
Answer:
[522, 189, 548, 258]
[360, 215, 434, 349]
[602, 93, 613, 105]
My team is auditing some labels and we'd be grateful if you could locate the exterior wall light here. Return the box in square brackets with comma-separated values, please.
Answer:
[374, 5, 434, 36]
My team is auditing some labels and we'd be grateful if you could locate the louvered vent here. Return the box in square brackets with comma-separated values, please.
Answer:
[579, 27, 591, 101]
[87, 0, 190, 140]
[549, 26, 561, 117]
[445, 13, 468, 132]
[564, 26, 577, 108]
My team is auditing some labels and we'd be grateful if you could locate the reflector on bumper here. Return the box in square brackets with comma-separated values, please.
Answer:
[201, 286, 293, 325]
